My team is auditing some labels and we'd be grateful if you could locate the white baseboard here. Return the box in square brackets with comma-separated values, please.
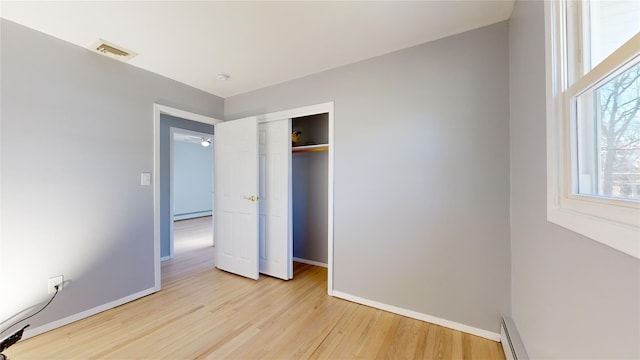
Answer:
[160, 255, 172, 262]
[293, 257, 328, 268]
[331, 290, 500, 342]
[21, 287, 157, 340]
[173, 211, 212, 221]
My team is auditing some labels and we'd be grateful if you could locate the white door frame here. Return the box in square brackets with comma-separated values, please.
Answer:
[168, 127, 215, 260]
[153, 104, 223, 291]
[252, 102, 335, 295]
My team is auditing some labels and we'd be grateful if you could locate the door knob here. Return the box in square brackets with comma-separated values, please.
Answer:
[243, 195, 259, 202]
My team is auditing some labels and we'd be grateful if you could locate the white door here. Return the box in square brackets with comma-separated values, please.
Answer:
[214, 117, 259, 280]
[258, 119, 292, 280]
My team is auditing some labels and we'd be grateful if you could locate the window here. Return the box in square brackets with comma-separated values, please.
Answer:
[575, 61, 640, 200]
[546, 0, 640, 258]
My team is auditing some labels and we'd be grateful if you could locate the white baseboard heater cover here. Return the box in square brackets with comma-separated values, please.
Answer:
[501, 317, 529, 360]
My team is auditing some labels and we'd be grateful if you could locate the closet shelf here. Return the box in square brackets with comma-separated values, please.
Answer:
[292, 144, 328, 153]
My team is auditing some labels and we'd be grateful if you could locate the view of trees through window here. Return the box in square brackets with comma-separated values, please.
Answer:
[598, 60, 640, 199]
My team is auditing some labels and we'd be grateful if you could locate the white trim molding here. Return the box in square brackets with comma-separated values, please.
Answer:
[332, 291, 501, 342]
[21, 287, 156, 340]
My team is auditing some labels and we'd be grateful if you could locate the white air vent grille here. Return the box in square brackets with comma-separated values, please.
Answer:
[89, 39, 137, 62]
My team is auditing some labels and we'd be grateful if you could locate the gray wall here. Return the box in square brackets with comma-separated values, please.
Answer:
[509, 1, 640, 358]
[292, 151, 328, 264]
[159, 114, 214, 258]
[227, 21, 511, 333]
[0, 19, 223, 331]
[173, 140, 213, 219]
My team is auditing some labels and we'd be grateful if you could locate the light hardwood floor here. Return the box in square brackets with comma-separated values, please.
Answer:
[162, 216, 215, 286]
[6, 217, 505, 359]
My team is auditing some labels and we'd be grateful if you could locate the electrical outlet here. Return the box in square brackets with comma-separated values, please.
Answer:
[48, 275, 64, 294]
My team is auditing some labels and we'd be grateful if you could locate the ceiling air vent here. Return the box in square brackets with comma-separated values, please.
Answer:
[89, 39, 137, 62]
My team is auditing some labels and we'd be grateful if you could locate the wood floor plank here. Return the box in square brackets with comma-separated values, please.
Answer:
[5, 217, 505, 359]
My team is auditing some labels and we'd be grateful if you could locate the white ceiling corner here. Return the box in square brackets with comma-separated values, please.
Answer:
[0, 1, 514, 98]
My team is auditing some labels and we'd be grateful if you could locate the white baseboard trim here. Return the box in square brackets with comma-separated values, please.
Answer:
[293, 257, 328, 268]
[173, 211, 212, 221]
[160, 255, 172, 262]
[331, 290, 500, 342]
[21, 287, 157, 340]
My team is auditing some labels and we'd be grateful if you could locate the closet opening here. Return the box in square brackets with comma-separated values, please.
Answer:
[291, 113, 329, 269]
[220, 102, 334, 291]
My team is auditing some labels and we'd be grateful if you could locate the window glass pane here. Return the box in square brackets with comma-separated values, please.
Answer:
[587, 1, 640, 69]
[576, 60, 640, 200]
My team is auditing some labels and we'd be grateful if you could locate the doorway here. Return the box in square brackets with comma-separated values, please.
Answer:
[168, 128, 214, 260]
[153, 104, 223, 291]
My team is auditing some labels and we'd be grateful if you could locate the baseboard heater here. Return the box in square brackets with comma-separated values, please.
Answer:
[501, 317, 529, 360]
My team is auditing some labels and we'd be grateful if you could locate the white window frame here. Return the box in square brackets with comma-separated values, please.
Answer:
[545, 0, 640, 259]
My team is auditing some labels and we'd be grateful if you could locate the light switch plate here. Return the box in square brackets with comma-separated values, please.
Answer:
[141, 172, 151, 186]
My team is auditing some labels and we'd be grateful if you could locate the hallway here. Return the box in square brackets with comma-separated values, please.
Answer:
[161, 216, 214, 286]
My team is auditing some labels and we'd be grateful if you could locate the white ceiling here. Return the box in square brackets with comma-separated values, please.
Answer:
[0, 1, 514, 98]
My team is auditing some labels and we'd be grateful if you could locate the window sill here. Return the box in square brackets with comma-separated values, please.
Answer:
[547, 204, 639, 259]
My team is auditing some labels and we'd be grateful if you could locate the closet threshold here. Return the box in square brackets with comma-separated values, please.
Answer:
[292, 144, 328, 153]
